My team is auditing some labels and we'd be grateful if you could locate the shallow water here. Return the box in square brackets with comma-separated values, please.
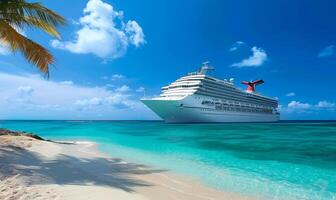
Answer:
[1, 120, 336, 200]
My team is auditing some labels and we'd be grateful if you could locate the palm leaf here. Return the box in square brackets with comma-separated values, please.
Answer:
[0, 0, 65, 38]
[23, 16, 61, 38]
[0, 20, 53, 76]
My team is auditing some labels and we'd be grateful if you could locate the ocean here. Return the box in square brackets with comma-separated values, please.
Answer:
[1, 120, 335, 200]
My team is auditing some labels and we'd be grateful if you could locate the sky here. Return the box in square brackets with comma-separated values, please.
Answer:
[0, 0, 336, 120]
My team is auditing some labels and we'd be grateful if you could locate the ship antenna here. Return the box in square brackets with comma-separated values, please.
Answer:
[203, 61, 210, 67]
[198, 61, 214, 75]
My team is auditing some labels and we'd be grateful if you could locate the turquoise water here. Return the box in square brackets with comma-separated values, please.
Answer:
[1, 120, 336, 200]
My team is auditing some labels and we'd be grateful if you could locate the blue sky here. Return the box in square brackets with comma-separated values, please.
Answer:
[0, 0, 335, 120]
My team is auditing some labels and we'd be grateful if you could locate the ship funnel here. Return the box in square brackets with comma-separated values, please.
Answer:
[241, 80, 264, 93]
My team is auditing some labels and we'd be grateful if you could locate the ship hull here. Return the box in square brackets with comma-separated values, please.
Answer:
[141, 96, 280, 123]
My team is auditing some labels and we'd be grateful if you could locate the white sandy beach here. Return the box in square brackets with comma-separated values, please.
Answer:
[0, 134, 252, 200]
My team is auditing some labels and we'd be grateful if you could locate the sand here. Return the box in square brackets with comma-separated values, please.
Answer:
[0, 135, 252, 200]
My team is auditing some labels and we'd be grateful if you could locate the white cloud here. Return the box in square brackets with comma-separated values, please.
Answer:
[281, 101, 312, 114]
[0, 72, 157, 120]
[105, 94, 133, 109]
[75, 94, 134, 110]
[104, 83, 115, 88]
[115, 85, 130, 92]
[51, 0, 145, 60]
[102, 74, 125, 81]
[282, 100, 336, 113]
[229, 41, 245, 51]
[111, 74, 125, 80]
[318, 45, 334, 57]
[288, 101, 311, 110]
[316, 100, 335, 109]
[75, 97, 103, 107]
[17, 86, 34, 96]
[231, 46, 267, 68]
[286, 92, 295, 97]
[125, 20, 145, 47]
[59, 81, 74, 85]
[136, 86, 145, 92]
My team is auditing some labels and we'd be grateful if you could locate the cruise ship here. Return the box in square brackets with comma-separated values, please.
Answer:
[141, 62, 280, 123]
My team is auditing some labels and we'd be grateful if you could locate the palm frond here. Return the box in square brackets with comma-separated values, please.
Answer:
[0, 20, 53, 76]
[0, 0, 65, 38]
[23, 16, 61, 37]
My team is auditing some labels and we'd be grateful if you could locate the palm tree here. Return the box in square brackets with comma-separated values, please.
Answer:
[0, 0, 65, 76]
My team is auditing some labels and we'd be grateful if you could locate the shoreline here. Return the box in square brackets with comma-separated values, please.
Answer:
[0, 130, 252, 200]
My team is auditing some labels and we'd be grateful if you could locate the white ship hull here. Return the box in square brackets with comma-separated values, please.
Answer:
[142, 95, 280, 123]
